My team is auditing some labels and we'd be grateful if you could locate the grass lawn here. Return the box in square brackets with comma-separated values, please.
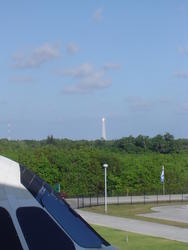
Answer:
[93, 224, 188, 250]
[83, 201, 188, 228]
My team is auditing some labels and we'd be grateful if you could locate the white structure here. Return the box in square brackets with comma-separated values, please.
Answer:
[103, 163, 108, 213]
[101, 117, 106, 140]
[8, 122, 11, 141]
[0, 155, 116, 250]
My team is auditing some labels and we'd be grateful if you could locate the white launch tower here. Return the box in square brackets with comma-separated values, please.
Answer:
[101, 117, 107, 140]
[8, 122, 11, 141]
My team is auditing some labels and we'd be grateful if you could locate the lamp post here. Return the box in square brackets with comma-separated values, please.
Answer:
[103, 163, 108, 213]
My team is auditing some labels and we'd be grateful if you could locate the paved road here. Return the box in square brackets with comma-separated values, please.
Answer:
[77, 210, 188, 243]
[139, 204, 188, 223]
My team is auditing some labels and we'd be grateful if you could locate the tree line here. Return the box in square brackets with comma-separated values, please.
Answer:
[0, 132, 188, 197]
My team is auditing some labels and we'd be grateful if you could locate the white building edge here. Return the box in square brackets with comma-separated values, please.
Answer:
[0, 155, 117, 250]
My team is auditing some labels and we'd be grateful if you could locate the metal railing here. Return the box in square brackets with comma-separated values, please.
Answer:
[66, 192, 188, 209]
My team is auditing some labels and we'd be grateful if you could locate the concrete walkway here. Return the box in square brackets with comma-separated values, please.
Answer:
[139, 205, 188, 223]
[77, 210, 188, 243]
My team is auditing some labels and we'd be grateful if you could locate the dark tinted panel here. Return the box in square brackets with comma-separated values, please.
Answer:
[0, 207, 23, 250]
[19, 165, 25, 175]
[20, 165, 52, 197]
[17, 207, 75, 250]
[42, 193, 108, 248]
[43, 182, 52, 193]
[19, 164, 109, 248]
[20, 168, 34, 188]
[28, 177, 43, 197]
[20, 165, 43, 197]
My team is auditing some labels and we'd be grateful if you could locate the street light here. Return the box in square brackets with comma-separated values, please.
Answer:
[103, 163, 108, 213]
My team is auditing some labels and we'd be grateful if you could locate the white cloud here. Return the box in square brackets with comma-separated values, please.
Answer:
[60, 63, 94, 78]
[178, 4, 186, 13]
[158, 97, 173, 105]
[176, 102, 188, 114]
[103, 63, 121, 70]
[0, 100, 6, 105]
[174, 71, 188, 78]
[12, 43, 60, 69]
[9, 75, 33, 84]
[67, 42, 79, 55]
[61, 63, 113, 94]
[178, 47, 184, 55]
[178, 45, 188, 55]
[63, 77, 111, 94]
[93, 8, 103, 22]
[126, 96, 153, 112]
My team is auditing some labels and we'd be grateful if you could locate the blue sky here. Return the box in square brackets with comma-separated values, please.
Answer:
[0, 0, 188, 140]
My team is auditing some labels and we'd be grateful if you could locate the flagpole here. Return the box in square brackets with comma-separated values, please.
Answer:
[161, 165, 165, 195]
[163, 177, 165, 195]
[163, 166, 165, 195]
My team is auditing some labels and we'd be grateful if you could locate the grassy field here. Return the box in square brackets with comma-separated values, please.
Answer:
[93, 224, 188, 250]
[83, 201, 188, 228]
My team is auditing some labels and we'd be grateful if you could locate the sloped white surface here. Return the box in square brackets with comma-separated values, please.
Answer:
[0, 156, 40, 249]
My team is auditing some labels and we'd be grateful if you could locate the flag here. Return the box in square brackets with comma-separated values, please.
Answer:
[160, 166, 164, 183]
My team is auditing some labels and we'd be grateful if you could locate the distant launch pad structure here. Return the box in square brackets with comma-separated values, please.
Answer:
[102, 117, 106, 140]
[8, 122, 11, 141]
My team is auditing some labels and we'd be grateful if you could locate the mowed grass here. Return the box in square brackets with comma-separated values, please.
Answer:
[92, 224, 188, 250]
[83, 201, 188, 228]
